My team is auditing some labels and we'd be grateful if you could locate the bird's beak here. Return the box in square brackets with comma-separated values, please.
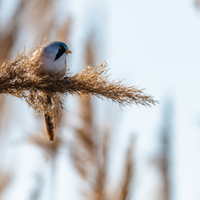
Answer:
[65, 49, 72, 54]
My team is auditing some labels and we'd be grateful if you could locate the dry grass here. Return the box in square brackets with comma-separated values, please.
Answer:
[22, 0, 56, 43]
[156, 101, 173, 200]
[0, 0, 28, 138]
[85, 33, 96, 66]
[70, 95, 96, 179]
[28, 130, 62, 160]
[70, 95, 110, 200]
[0, 172, 10, 199]
[0, 0, 27, 65]
[92, 131, 109, 200]
[120, 139, 134, 200]
[56, 17, 72, 43]
[69, 35, 136, 200]
[195, 0, 200, 7]
[69, 35, 108, 200]
[0, 43, 157, 127]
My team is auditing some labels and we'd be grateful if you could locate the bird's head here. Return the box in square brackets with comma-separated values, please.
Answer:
[38, 41, 72, 74]
[42, 41, 72, 62]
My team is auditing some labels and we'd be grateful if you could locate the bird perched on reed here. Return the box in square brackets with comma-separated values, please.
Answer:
[36, 41, 72, 141]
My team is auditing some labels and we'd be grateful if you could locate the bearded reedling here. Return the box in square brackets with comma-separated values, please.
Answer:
[36, 41, 72, 141]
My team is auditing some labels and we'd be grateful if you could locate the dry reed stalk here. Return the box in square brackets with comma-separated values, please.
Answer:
[70, 107, 109, 200]
[75, 33, 96, 153]
[158, 134, 170, 200]
[70, 34, 101, 180]
[106, 139, 134, 200]
[195, 0, 200, 7]
[28, 130, 62, 160]
[70, 35, 137, 200]
[156, 101, 172, 200]
[0, 0, 27, 65]
[77, 97, 94, 150]
[92, 132, 109, 200]
[29, 174, 44, 200]
[0, 173, 10, 199]
[85, 33, 96, 66]
[56, 17, 72, 43]
[69, 35, 109, 200]
[0, 44, 157, 127]
[0, 97, 6, 135]
[28, 131, 62, 200]
[23, 0, 55, 42]
[0, 0, 27, 138]
[70, 95, 95, 179]
[120, 139, 134, 200]
[0, 31, 15, 66]
[70, 35, 96, 181]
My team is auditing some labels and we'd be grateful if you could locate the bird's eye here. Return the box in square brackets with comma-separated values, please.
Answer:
[59, 46, 62, 49]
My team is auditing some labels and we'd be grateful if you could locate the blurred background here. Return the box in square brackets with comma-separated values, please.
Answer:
[0, 0, 200, 199]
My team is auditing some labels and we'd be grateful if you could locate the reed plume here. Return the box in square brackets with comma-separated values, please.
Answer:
[0, 44, 157, 125]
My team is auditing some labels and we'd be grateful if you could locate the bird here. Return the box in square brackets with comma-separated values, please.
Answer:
[36, 41, 72, 141]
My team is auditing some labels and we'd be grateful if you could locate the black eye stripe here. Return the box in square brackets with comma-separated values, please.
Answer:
[54, 45, 65, 61]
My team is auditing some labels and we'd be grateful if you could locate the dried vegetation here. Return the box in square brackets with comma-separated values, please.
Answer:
[0, 43, 157, 125]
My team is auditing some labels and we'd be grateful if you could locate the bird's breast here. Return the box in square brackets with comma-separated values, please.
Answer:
[39, 55, 67, 74]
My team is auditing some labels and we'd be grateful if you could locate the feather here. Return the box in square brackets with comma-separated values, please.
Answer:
[44, 95, 55, 141]
[44, 113, 55, 141]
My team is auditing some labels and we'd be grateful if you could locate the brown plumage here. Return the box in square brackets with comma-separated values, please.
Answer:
[44, 95, 55, 141]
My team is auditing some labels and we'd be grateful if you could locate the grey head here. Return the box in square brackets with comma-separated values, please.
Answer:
[39, 41, 72, 74]
[42, 41, 72, 61]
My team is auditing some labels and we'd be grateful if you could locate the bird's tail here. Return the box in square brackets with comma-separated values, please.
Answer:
[45, 95, 55, 141]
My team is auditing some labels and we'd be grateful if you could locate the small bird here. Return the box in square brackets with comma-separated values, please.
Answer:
[37, 41, 72, 141]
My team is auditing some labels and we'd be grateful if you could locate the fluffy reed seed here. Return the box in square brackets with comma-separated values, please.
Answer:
[0, 44, 157, 124]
